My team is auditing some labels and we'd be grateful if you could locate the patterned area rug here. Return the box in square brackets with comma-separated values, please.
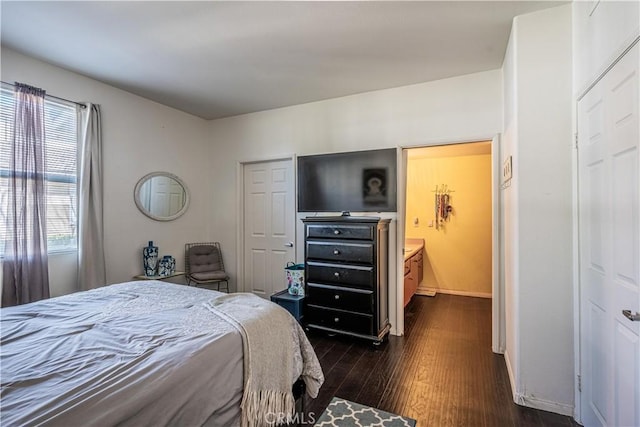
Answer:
[314, 397, 417, 427]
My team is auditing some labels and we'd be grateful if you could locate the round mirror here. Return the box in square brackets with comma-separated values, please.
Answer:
[134, 172, 190, 221]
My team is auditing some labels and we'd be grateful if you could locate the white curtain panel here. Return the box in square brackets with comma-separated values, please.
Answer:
[77, 103, 106, 290]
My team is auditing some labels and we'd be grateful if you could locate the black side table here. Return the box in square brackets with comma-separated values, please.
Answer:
[270, 289, 304, 323]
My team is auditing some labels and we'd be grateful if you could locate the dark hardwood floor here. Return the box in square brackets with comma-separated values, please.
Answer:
[303, 294, 581, 426]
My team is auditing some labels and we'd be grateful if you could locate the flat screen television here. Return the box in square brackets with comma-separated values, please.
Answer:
[297, 148, 397, 213]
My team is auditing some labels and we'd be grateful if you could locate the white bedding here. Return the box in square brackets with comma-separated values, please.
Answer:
[0, 281, 312, 426]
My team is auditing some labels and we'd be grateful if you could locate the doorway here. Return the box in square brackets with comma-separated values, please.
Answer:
[240, 158, 295, 298]
[404, 141, 493, 300]
[397, 137, 502, 352]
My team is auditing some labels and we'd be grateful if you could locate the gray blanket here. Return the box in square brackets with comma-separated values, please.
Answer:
[0, 281, 322, 426]
[205, 293, 324, 427]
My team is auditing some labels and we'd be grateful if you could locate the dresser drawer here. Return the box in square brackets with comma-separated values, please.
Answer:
[306, 241, 374, 264]
[306, 224, 374, 241]
[307, 261, 374, 289]
[306, 284, 373, 313]
[306, 305, 373, 335]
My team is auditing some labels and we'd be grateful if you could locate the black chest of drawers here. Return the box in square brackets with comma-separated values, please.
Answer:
[302, 216, 391, 344]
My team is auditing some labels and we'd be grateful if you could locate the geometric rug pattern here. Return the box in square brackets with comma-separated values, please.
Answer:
[314, 397, 417, 427]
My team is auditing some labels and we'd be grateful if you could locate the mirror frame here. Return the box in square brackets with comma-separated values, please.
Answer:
[134, 172, 190, 221]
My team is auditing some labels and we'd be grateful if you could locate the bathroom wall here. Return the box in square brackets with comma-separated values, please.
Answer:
[405, 142, 492, 297]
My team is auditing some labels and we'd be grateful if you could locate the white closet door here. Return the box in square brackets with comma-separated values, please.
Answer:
[243, 159, 295, 298]
[578, 42, 639, 427]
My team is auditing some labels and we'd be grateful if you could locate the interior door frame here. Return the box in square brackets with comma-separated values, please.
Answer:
[396, 134, 503, 352]
[236, 155, 296, 293]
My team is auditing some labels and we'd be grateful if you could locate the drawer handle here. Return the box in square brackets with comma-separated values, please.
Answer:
[334, 317, 340, 323]
[333, 229, 340, 235]
[334, 272, 340, 278]
[334, 294, 340, 300]
[333, 249, 340, 255]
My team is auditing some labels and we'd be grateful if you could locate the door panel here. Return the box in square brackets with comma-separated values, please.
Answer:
[243, 160, 294, 298]
[269, 248, 289, 293]
[588, 162, 606, 274]
[249, 249, 267, 293]
[272, 192, 287, 235]
[579, 43, 639, 427]
[612, 149, 637, 282]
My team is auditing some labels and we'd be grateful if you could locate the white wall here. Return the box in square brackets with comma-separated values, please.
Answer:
[207, 69, 502, 317]
[1, 48, 212, 296]
[501, 4, 574, 415]
[502, 23, 520, 398]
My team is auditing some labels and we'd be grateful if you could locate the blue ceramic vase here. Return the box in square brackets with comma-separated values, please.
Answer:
[143, 241, 159, 276]
[158, 255, 175, 277]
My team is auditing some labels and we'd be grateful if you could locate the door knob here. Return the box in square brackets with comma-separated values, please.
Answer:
[622, 310, 640, 321]
[284, 242, 294, 247]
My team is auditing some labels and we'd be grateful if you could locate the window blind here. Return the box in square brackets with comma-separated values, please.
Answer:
[0, 86, 78, 255]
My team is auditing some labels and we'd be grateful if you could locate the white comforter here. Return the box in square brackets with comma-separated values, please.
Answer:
[0, 281, 320, 426]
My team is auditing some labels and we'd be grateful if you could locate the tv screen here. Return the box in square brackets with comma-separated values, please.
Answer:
[297, 148, 397, 213]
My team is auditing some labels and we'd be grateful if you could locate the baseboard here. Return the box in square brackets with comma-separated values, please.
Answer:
[503, 350, 517, 403]
[503, 350, 574, 416]
[418, 287, 492, 299]
[415, 287, 436, 297]
[513, 393, 574, 417]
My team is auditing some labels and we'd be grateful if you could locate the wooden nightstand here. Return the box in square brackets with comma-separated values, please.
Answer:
[270, 289, 304, 323]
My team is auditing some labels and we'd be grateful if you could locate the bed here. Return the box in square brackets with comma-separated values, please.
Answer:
[0, 281, 324, 426]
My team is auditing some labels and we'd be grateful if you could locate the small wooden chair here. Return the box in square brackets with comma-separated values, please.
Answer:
[184, 242, 229, 292]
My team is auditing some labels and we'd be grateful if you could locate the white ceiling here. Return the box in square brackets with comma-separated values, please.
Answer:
[1, 1, 565, 120]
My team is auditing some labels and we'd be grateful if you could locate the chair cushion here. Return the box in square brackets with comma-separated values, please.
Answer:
[191, 271, 229, 282]
[188, 245, 222, 273]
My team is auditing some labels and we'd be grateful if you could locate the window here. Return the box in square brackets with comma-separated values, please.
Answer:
[0, 86, 78, 255]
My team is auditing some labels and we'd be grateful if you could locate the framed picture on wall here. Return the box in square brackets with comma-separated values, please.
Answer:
[362, 168, 387, 205]
[502, 156, 513, 183]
